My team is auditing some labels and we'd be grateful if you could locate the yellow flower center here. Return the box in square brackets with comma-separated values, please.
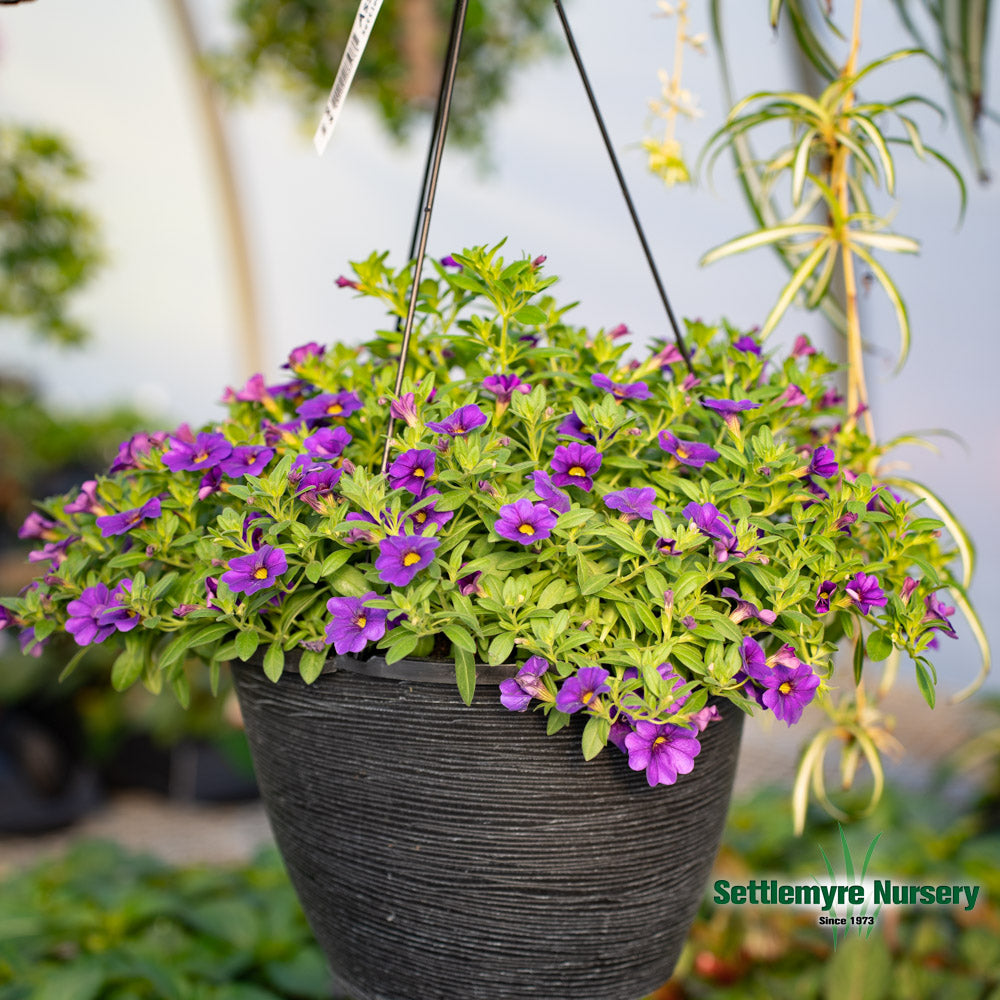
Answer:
[518, 524, 536, 536]
[569, 465, 585, 477]
[355, 614, 367, 629]
[415, 511, 427, 524]
[402, 552, 421, 567]
[675, 445, 688, 459]
[253, 567, 269, 580]
[581, 690, 595, 705]
[195, 451, 209, 463]
[779, 682, 792, 694]
[653, 735, 667, 747]
[413, 468, 425, 478]
[328, 403, 343, 415]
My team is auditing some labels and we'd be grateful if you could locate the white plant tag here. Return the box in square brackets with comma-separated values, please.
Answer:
[313, 0, 385, 155]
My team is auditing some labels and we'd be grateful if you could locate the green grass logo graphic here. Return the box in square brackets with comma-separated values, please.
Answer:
[816, 825, 883, 949]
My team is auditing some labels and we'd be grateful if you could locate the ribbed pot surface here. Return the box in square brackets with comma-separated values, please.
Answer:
[233, 658, 744, 1000]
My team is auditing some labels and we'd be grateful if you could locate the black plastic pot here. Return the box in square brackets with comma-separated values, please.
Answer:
[232, 655, 744, 1000]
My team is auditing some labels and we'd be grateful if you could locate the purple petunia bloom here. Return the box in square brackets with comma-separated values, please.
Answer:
[221, 373, 270, 404]
[733, 334, 761, 356]
[303, 427, 351, 461]
[65, 582, 136, 646]
[387, 449, 436, 495]
[390, 393, 419, 427]
[603, 487, 658, 521]
[701, 397, 760, 419]
[531, 470, 571, 514]
[624, 721, 701, 787]
[683, 502, 736, 546]
[18, 512, 58, 541]
[335, 275, 360, 289]
[457, 568, 483, 596]
[815, 580, 837, 614]
[162, 431, 232, 473]
[483, 373, 531, 403]
[739, 636, 770, 684]
[99, 580, 140, 634]
[792, 334, 816, 357]
[819, 388, 844, 410]
[807, 445, 838, 480]
[550, 443, 602, 492]
[591, 372, 651, 401]
[555, 666, 611, 714]
[221, 446, 274, 478]
[722, 587, 777, 625]
[499, 656, 550, 711]
[440, 255, 461, 269]
[375, 534, 440, 587]
[109, 431, 169, 474]
[64, 480, 102, 515]
[494, 499, 558, 544]
[779, 384, 808, 407]
[657, 431, 720, 468]
[28, 538, 74, 568]
[283, 341, 325, 369]
[756, 649, 820, 726]
[297, 391, 362, 422]
[407, 489, 454, 534]
[96, 497, 162, 538]
[426, 404, 488, 437]
[555, 411, 595, 442]
[289, 459, 343, 511]
[923, 593, 958, 639]
[221, 545, 288, 596]
[324, 591, 388, 654]
[845, 572, 887, 615]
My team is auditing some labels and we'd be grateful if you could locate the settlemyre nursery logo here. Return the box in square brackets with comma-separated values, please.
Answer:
[712, 826, 982, 948]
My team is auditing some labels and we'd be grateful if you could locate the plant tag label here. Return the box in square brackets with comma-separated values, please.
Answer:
[313, 0, 385, 155]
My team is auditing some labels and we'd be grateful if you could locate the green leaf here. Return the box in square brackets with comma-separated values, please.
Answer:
[866, 631, 893, 662]
[513, 304, 547, 325]
[442, 623, 476, 654]
[455, 645, 476, 706]
[235, 631, 260, 662]
[914, 658, 937, 708]
[546, 709, 570, 735]
[34, 964, 106, 1000]
[385, 632, 419, 664]
[263, 643, 285, 682]
[853, 631, 865, 685]
[320, 549, 352, 576]
[111, 647, 144, 691]
[581, 716, 610, 761]
[304, 561, 322, 583]
[298, 648, 327, 684]
[487, 633, 515, 665]
[580, 572, 617, 596]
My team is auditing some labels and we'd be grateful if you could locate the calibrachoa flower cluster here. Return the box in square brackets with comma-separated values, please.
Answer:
[0, 246, 975, 794]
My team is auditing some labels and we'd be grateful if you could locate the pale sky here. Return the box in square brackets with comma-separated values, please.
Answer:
[0, 0, 997, 693]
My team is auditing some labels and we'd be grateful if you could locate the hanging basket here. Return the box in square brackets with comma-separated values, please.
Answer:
[233, 656, 744, 1000]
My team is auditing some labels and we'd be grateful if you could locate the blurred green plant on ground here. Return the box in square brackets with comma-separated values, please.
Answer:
[0, 125, 103, 346]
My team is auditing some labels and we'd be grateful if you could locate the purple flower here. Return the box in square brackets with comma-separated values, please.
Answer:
[657, 431, 720, 468]
[779, 384, 808, 407]
[221, 446, 274, 478]
[603, 487, 658, 521]
[607, 323, 630, 341]
[807, 445, 838, 480]
[303, 427, 351, 460]
[198, 466, 224, 500]
[18, 512, 58, 541]
[835, 512, 858, 535]
[95, 497, 162, 537]
[457, 569, 483, 596]
[499, 656, 550, 711]
[845, 572, 887, 615]
[494, 499, 558, 544]
[900, 576, 919, 604]
[335, 275, 360, 289]
[733, 334, 761, 356]
[325, 591, 388, 654]
[221, 545, 288, 595]
[550, 443, 602, 492]
[531, 470, 571, 514]
[739, 636, 770, 685]
[556, 411, 595, 442]
[440, 255, 461, 269]
[28, 538, 74, 568]
[555, 666, 611, 714]
[99, 580, 140, 634]
[387, 449, 435, 495]
[65, 582, 135, 646]
[109, 431, 169, 474]
[375, 534, 440, 587]
[722, 587, 777, 625]
[683, 502, 736, 544]
[591, 372, 651, 401]
[483, 374, 531, 403]
[701, 397, 760, 419]
[815, 580, 837, 614]
[923, 593, 957, 639]
[426, 404, 488, 437]
[297, 391, 362, 422]
[283, 341, 325, 369]
[792, 334, 816, 357]
[162, 431, 232, 473]
[290, 459, 343, 510]
[819, 388, 844, 410]
[407, 489, 454, 533]
[688, 704, 721, 733]
[757, 651, 820, 726]
[390, 393, 419, 427]
[624, 721, 701, 787]
[221, 373, 270, 404]
[64, 480, 102, 515]
[655, 537, 679, 556]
